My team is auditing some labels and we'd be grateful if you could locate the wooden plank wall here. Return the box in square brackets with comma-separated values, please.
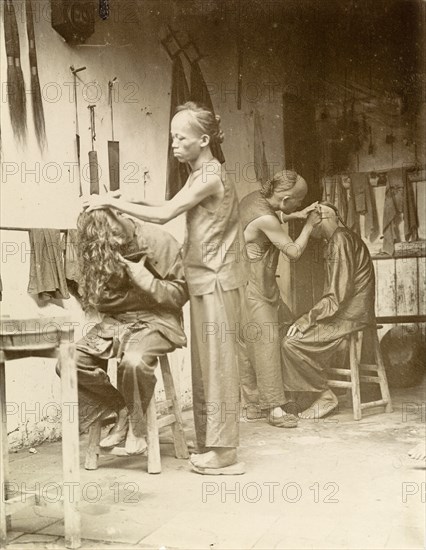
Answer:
[373, 257, 426, 318]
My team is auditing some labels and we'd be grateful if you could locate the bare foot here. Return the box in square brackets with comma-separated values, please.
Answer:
[190, 448, 237, 469]
[125, 413, 147, 455]
[300, 389, 338, 419]
[100, 408, 129, 448]
[408, 442, 426, 461]
[268, 406, 298, 428]
[125, 433, 147, 455]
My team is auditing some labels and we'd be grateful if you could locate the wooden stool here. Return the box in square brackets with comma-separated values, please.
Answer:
[0, 316, 81, 549]
[85, 355, 189, 473]
[328, 324, 393, 420]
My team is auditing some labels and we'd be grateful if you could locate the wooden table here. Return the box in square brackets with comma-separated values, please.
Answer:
[0, 316, 81, 549]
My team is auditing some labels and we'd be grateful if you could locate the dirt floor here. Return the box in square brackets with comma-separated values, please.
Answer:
[4, 378, 425, 550]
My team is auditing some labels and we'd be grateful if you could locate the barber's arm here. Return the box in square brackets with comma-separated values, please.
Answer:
[280, 202, 319, 223]
[290, 232, 355, 335]
[83, 173, 222, 225]
[118, 253, 188, 310]
[261, 209, 321, 261]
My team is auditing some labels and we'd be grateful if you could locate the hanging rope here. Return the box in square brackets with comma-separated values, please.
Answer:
[25, 0, 46, 151]
[4, 0, 27, 142]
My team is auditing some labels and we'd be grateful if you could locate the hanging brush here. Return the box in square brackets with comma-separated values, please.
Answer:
[4, 0, 27, 142]
[25, 0, 46, 151]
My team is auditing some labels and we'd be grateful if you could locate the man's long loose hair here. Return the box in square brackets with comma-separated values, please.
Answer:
[77, 210, 126, 311]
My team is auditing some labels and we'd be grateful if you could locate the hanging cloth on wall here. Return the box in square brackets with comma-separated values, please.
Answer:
[254, 109, 269, 184]
[25, 0, 46, 151]
[350, 172, 367, 214]
[165, 56, 190, 200]
[63, 229, 81, 297]
[364, 180, 380, 242]
[27, 229, 70, 300]
[4, 0, 27, 142]
[349, 172, 379, 242]
[403, 170, 419, 242]
[190, 60, 225, 164]
[382, 168, 404, 255]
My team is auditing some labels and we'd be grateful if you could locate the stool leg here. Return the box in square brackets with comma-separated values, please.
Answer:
[0, 358, 9, 549]
[85, 421, 102, 470]
[146, 397, 161, 474]
[349, 335, 362, 421]
[372, 329, 393, 413]
[59, 341, 81, 549]
[160, 357, 189, 459]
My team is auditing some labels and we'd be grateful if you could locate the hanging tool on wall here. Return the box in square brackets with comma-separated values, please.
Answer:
[70, 65, 86, 196]
[88, 104, 99, 195]
[108, 77, 120, 191]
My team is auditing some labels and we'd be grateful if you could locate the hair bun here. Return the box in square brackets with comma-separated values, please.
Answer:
[215, 114, 221, 124]
[216, 129, 225, 144]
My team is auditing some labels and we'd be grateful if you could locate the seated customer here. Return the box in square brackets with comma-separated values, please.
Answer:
[281, 203, 376, 419]
[67, 209, 188, 454]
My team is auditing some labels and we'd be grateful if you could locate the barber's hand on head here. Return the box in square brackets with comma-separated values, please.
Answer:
[296, 201, 319, 219]
[82, 193, 113, 212]
[117, 253, 153, 289]
[287, 323, 304, 339]
[305, 208, 321, 228]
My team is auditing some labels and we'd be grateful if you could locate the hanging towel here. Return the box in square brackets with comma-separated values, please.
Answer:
[364, 179, 380, 242]
[350, 172, 367, 213]
[165, 56, 190, 200]
[254, 109, 269, 183]
[190, 60, 225, 164]
[28, 229, 69, 299]
[403, 170, 419, 242]
[336, 175, 348, 223]
[382, 168, 404, 255]
[345, 177, 360, 234]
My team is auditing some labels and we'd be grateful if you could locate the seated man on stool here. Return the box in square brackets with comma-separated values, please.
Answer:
[68, 209, 188, 454]
[282, 202, 376, 419]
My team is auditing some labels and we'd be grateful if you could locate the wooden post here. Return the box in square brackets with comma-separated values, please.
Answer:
[0, 354, 8, 549]
[146, 396, 161, 474]
[58, 338, 81, 549]
[349, 333, 362, 421]
[84, 421, 101, 470]
[372, 328, 393, 413]
[159, 356, 189, 459]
